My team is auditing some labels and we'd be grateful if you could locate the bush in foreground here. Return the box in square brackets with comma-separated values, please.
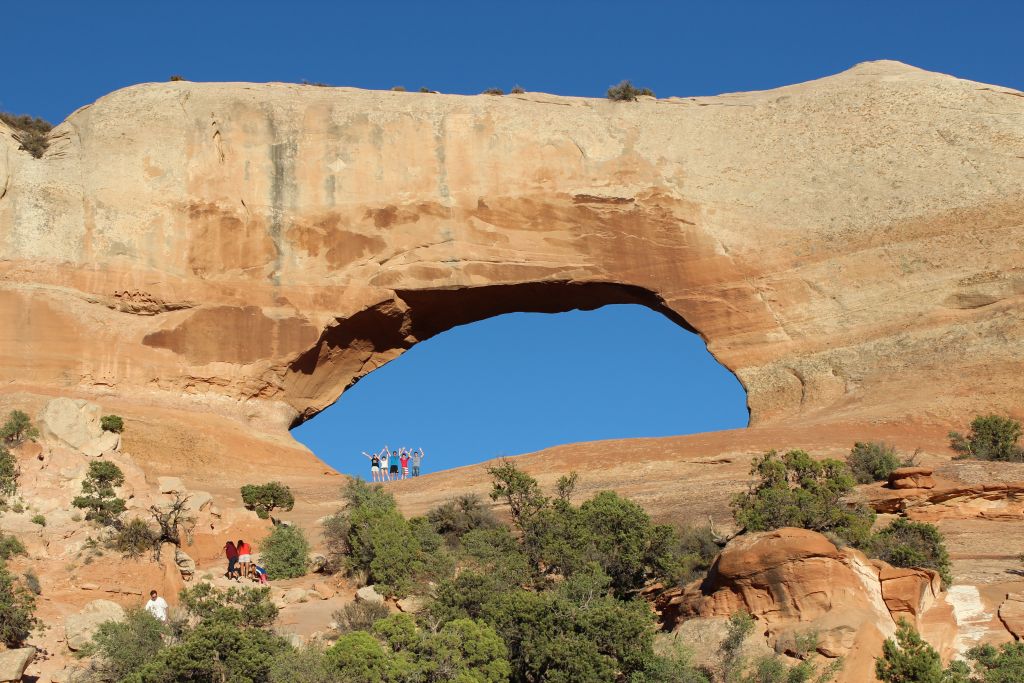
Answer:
[847, 442, 903, 484]
[950, 415, 1024, 462]
[260, 524, 310, 580]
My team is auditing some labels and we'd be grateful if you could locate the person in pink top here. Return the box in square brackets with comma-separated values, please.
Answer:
[399, 449, 411, 480]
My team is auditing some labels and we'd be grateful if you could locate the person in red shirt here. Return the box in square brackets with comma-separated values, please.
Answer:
[224, 540, 239, 580]
[399, 449, 411, 480]
[237, 538, 253, 580]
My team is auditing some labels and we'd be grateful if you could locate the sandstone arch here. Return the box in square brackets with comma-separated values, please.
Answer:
[1, 60, 1023, 475]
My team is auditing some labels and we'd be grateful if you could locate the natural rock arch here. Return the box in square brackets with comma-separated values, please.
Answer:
[1, 60, 1022, 475]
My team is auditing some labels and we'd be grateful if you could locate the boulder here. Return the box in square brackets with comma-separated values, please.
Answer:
[0, 646, 35, 682]
[39, 398, 103, 450]
[282, 588, 309, 604]
[877, 564, 941, 623]
[80, 430, 121, 457]
[397, 596, 425, 614]
[998, 592, 1024, 639]
[888, 467, 935, 489]
[356, 585, 385, 604]
[158, 476, 185, 494]
[65, 599, 125, 651]
[311, 581, 336, 600]
[185, 491, 212, 512]
[175, 548, 196, 580]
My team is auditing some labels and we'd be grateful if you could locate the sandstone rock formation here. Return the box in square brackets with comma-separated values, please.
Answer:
[1, 60, 1023, 482]
[660, 528, 951, 682]
[0, 647, 35, 683]
[64, 599, 125, 651]
[888, 467, 936, 490]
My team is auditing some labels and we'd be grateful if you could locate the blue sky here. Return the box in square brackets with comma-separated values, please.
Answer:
[3, 1, 1020, 477]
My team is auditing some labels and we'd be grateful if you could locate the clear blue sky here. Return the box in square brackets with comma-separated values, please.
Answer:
[3, 1, 1020, 477]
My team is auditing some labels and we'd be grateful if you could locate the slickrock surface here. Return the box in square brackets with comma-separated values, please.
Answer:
[2, 60, 1023, 484]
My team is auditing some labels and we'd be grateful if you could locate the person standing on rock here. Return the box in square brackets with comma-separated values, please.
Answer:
[380, 446, 392, 482]
[364, 449, 382, 482]
[412, 448, 425, 477]
[237, 538, 252, 580]
[224, 540, 239, 580]
[145, 589, 168, 622]
[399, 449, 411, 480]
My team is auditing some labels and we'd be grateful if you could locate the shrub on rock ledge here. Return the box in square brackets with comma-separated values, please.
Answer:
[732, 449, 875, 546]
[100, 414, 124, 433]
[607, 80, 655, 101]
[241, 481, 295, 519]
[0, 410, 39, 446]
[847, 441, 903, 484]
[867, 517, 952, 588]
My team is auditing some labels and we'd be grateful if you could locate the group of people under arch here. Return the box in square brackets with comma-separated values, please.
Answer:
[362, 445, 425, 482]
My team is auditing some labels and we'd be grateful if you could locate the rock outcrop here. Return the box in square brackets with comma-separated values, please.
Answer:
[660, 528, 951, 682]
[888, 467, 936, 490]
[64, 599, 125, 651]
[1, 61, 1023, 479]
[0, 647, 35, 683]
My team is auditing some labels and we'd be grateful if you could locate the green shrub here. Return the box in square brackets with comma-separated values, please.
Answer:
[0, 561, 39, 647]
[427, 493, 499, 546]
[10, 501, 23, 514]
[868, 518, 953, 588]
[178, 582, 279, 628]
[847, 442, 903, 484]
[261, 524, 310, 580]
[418, 86, 431, 93]
[0, 533, 26, 561]
[607, 80, 655, 101]
[72, 460, 126, 525]
[950, 415, 1024, 462]
[100, 414, 124, 433]
[79, 607, 166, 681]
[332, 600, 390, 634]
[732, 449, 875, 546]
[112, 517, 159, 558]
[482, 87, 504, 95]
[30, 514, 45, 527]
[875, 619, 947, 683]
[0, 113, 52, 158]
[0, 446, 17, 500]
[0, 410, 38, 446]
[675, 524, 721, 584]
[267, 643, 335, 683]
[241, 481, 295, 519]
[962, 641, 1024, 681]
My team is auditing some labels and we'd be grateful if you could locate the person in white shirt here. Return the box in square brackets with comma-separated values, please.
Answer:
[145, 589, 168, 622]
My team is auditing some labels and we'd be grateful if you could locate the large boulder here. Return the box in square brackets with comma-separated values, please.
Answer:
[998, 592, 1024, 639]
[80, 430, 121, 457]
[661, 528, 949, 683]
[65, 599, 125, 651]
[0, 646, 35, 682]
[157, 477, 186, 494]
[175, 549, 196, 580]
[355, 585, 385, 604]
[39, 398, 103, 450]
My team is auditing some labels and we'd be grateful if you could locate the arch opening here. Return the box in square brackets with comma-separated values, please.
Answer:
[289, 286, 749, 478]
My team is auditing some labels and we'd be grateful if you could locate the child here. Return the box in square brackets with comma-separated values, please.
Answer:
[253, 564, 268, 584]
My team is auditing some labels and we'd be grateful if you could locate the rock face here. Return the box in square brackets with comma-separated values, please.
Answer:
[65, 599, 125, 651]
[888, 467, 936, 489]
[1, 61, 1023, 477]
[38, 398, 103, 450]
[661, 528, 950, 682]
[0, 647, 35, 682]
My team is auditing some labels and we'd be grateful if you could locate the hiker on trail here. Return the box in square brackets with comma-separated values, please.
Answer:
[145, 589, 168, 622]
[363, 449, 383, 482]
[224, 540, 239, 580]
[237, 538, 253, 579]
[399, 449, 411, 480]
[411, 448, 425, 477]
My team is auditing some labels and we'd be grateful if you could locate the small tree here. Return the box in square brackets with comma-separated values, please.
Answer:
[732, 450, 875, 546]
[950, 415, 1024, 462]
[72, 460, 126, 525]
[0, 410, 39, 446]
[0, 446, 18, 500]
[607, 80, 655, 101]
[427, 493, 499, 546]
[875, 619, 947, 683]
[868, 518, 953, 588]
[847, 442, 902, 484]
[261, 524, 310, 580]
[101, 415, 125, 433]
[241, 481, 295, 519]
[149, 493, 196, 554]
[113, 517, 160, 558]
[0, 561, 39, 648]
[0, 533, 26, 561]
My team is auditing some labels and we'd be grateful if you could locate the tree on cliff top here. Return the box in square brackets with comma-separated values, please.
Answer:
[732, 449, 875, 546]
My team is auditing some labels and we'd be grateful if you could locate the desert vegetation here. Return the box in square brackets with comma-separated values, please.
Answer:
[846, 441, 904, 483]
[241, 481, 295, 519]
[607, 80, 655, 101]
[100, 414, 124, 433]
[0, 112, 53, 158]
[72, 461, 127, 525]
[950, 414, 1024, 462]
[875, 618, 1024, 682]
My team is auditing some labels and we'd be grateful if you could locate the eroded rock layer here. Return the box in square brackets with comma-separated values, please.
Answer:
[1, 60, 1023, 471]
